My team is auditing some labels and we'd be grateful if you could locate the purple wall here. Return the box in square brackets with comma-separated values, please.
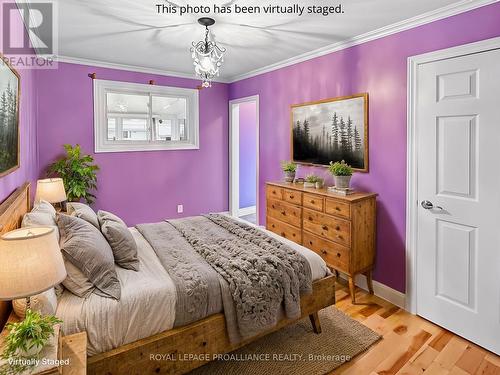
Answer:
[238, 101, 257, 209]
[35, 63, 229, 225]
[0, 0, 38, 203]
[229, 2, 500, 292]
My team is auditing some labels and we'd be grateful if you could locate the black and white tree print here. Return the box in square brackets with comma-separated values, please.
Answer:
[0, 68, 19, 173]
[292, 96, 366, 169]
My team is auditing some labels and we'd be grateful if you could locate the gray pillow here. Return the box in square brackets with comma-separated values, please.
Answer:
[97, 210, 126, 226]
[98, 210, 139, 271]
[67, 202, 99, 229]
[57, 214, 121, 300]
[62, 258, 95, 298]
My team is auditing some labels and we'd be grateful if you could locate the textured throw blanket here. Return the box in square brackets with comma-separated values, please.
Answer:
[137, 214, 312, 342]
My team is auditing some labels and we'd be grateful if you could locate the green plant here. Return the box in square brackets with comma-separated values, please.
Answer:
[281, 161, 297, 173]
[47, 144, 99, 204]
[1, 310, 61, 373]
[305, 174, 322, 183]
[328, 160, 353, 176]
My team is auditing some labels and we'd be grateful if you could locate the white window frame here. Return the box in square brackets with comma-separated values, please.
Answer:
[93, 79, 199, 153]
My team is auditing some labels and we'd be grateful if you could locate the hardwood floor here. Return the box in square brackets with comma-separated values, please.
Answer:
[332, 282, 500, 375]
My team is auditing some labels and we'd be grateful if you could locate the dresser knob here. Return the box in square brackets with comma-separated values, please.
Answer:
[311, 200, 315, 204]
[336, 235, 343, 240]
[337, 253, 341, 257]
[335, 226, 340, 231]
[335, 207, 341, 211]
[308, 217, 313, 221]
[322, 225, 328, 231]
[281, 211, 286, 215]
[309, 241, 313, 245]
[321, 250, 327, 255]
[289, 195, 294, 199]
[272, 205, 275, 209]
[272, 224, 275, 228]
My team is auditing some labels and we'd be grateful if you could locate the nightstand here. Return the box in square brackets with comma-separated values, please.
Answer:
[1, 312, 87, 375]
[59, 332, 87, 375]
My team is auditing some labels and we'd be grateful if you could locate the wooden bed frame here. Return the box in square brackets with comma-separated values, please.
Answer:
[0, 182, 337, 375]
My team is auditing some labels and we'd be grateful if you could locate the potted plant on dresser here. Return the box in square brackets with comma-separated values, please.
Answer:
[281, 161, 297, 182]
[328, 160, 353, 189]
[304, 174, 323, 188]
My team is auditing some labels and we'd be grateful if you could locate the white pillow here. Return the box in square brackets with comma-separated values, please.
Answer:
[32, 200, 57, 216]
[22, 200, 59, 241]
[13, 288, 58, 319]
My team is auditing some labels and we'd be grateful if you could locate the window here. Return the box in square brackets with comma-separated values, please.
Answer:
[93, 79, 199, 152]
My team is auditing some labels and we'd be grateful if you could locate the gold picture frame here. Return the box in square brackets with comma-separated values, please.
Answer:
[0, 54, 20, 177]
[290, 93, 368, 172]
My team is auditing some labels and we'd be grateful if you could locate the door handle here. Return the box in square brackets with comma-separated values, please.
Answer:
[421, 200, 443, 210]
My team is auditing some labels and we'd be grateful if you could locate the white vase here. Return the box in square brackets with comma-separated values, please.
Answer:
[16, 339, 44, 357]
[284, 171, 296, 183]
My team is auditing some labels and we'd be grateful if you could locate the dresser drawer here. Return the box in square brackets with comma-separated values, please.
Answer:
[303, 208, 351, 247]
[267, 198, 302, 227]
[266, 185, 283, 200]
[266, 216, 302, 245]
[303, 232, 350, 272]
[325, 199, 351, 219]
[303, 193, 324, 211]
[283, 189, 302, 205]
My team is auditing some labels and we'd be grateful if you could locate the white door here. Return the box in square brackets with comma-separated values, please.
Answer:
[416, 48, 500, 354]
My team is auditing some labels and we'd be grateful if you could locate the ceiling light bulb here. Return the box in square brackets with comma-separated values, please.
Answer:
[190, 17, 226, 88]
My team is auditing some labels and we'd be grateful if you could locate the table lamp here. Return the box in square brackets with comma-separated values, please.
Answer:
[0, 227, 66, 314]
[35, 178, 67, 210]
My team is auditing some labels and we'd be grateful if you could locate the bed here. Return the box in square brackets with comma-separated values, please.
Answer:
[0, 183, 337, 375]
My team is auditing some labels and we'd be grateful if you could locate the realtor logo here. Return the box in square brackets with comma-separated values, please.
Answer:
[1, 1, 57, 69]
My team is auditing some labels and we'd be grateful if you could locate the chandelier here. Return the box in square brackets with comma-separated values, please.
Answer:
[191, 17, 226, 88]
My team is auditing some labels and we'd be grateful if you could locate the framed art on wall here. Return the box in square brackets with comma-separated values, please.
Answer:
[291, 93, 368, 172]
[0, 57, 20, 177]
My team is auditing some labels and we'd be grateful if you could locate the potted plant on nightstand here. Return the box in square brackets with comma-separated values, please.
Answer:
[328, 160, 353, 189]
[281, 161, 297, 182]
[1, 310, 61, 374]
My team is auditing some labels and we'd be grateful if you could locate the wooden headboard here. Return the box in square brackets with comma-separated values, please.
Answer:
[0, 182, 31, 329]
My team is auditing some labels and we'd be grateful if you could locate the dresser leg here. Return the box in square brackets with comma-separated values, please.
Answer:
[348, 277, 356, 304]
[309, 312, 322, 334]
[366, 270, 374, 295]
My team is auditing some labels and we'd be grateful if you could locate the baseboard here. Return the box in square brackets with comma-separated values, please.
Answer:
[238, 206, 256, 216]
[338, 273, 406, 309]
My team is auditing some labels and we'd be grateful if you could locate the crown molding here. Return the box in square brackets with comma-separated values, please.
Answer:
[25, 0, 497, 84]
[226, 0, 499, 83]
[56, 55, 230, 83]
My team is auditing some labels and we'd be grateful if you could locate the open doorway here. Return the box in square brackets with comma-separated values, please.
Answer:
[229, 96, 259, 225]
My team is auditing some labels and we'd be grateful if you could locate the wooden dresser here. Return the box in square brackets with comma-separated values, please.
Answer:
[266, 182, 377, 303]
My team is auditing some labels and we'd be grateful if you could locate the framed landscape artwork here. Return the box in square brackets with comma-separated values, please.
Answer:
[0, 58, 20, 177]
[291, 93, 368, 172]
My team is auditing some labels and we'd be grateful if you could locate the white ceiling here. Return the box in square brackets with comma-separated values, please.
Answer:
[49, 0, 480, 81]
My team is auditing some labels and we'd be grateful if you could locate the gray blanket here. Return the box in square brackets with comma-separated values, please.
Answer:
[137, 214, 312, 342]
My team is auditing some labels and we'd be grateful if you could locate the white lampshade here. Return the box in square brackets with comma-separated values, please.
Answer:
[35, 178, 67, 204]
[0, 227, 66, 300]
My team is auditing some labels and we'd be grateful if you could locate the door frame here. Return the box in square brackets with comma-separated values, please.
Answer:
[228, 95, 260, 224]
[406, 36, 500, 314]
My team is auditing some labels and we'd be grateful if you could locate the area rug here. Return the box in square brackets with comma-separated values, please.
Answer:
[189, 306, 381, 375]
